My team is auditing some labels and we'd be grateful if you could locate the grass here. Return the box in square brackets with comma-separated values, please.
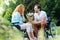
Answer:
[38, 26, 60, 40]
[0, 16, 60, 40]
[0, 16, 24, 40]
[57, 26, 60, 35]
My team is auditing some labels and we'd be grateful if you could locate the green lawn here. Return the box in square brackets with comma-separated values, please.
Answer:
[0, 16, 60, 40]
[38, 26, 60, 40]
[47, 26, 60, 40]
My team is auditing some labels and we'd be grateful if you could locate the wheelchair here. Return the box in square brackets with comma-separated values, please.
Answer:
[44, 17, 58, 38]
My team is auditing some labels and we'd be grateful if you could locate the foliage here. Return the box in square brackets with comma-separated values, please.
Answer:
[4, 8, 13, 22]
[0, 0, 60, 40]
[0, 16, 24, 40]
[0, 0, 60, 25]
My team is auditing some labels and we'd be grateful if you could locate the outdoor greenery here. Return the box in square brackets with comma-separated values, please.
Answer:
[0, 16, 24, 40]
[0, 0, 60, 40]
[0, 16, 60, 40]
[0, 0, 60, 25]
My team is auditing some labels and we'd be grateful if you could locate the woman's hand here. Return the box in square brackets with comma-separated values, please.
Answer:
[21, 13, 24, 17]
[21, 13, 24, 16]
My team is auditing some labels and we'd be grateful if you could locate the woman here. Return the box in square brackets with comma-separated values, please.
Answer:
[11, 4, 35, 40]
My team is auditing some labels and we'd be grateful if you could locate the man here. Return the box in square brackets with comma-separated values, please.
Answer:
[32, 4, 48, 37]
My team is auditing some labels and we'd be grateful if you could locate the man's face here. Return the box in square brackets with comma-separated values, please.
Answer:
[34, 6, 39, 13]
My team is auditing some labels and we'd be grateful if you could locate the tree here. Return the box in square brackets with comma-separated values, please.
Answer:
[1, 0, 60, 25]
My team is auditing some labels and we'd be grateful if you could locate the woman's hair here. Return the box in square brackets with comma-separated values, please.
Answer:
[13, 4, 25, 14]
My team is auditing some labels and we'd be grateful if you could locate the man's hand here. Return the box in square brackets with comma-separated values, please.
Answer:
[31, 21, 39, 24]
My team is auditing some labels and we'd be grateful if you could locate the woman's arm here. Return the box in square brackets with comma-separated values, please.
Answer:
[21, 13, 26, 22]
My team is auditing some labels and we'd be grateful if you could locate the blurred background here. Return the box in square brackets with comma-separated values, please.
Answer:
[0, 0, 60, 40]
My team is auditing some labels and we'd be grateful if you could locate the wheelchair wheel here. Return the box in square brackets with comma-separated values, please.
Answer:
[50, 22, 58, 37]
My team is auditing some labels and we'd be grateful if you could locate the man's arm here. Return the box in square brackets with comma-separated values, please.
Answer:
[32, 16, 46, 25]
[32, 18, 41, 24]
[41, 16, 46, 24]
[31, 13, 41, 24]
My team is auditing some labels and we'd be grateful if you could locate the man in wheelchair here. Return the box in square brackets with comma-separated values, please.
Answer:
[31, 4, 53, 39]
[31, 4, 48, 38]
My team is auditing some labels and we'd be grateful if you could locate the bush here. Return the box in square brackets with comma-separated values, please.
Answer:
[4, 8, 13, 22]
[0, 16, 24, 40]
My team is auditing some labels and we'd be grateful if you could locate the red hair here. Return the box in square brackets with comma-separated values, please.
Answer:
[13, 4, 25, 14]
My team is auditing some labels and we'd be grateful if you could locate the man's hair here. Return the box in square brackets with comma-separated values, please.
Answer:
[35, 4, 41, 11]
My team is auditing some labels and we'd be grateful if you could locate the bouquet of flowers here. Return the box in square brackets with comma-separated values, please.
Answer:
[26, 13, 34, 22]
